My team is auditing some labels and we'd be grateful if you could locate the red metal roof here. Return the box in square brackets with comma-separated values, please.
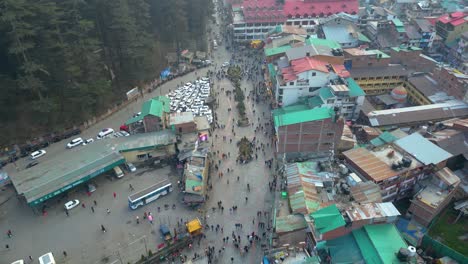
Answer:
[292, 57, 330, 74]
[438, 12, 467, 26]
[332, 64, 350, 78]
[241, 0, 359, 23]
[283, 0, 359, 18]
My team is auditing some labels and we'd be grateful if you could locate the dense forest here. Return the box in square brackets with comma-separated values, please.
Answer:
[0, 0, 213, 145]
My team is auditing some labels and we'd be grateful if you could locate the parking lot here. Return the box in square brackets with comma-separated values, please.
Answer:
[0, 164, 202, 264]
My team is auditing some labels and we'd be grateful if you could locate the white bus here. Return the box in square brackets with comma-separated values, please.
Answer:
[128, 178, 172, 210]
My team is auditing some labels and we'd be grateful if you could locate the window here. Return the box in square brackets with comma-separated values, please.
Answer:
[312, 72, 316, 76]
[327, 132, 334, 136]
[309, 87, 319, 92]
[327, 99, 334, 104]
[289, 81, 294, 85]
[279, 89, 283, 95]
[137, 154, 148, 160]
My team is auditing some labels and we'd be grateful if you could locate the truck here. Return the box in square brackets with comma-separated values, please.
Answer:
[160, 224, 172, 241]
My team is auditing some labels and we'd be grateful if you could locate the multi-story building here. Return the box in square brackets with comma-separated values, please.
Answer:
[273, 106, 344, 159]
[125, 96, 170, 133]
[318, 13, 364, 48]
[432, 65, 468, 102]
[231, 0, 359, 42]
[405, 1, 444, 19]
[348, 64, 407, 95]
[318, 78, 366, 120]
[436, 12, 468, 44]
[388, 45, 437, 73]
[408, 167, 460, 226]
[413, 18, 436, 49]
[448, 31, 468, 68]
[274, 56, 346, 106]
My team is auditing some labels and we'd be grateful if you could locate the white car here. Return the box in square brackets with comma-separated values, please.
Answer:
[97, 128, 114, 139]
[67, 137, 83, 149]
[222, 61, 230, 67]
[126, 163, 137, 172]
[201, 77, 210, 82]
[30, 150, 46, 160]
[64, 199, 80, 210]
[120, 131, 130, 137]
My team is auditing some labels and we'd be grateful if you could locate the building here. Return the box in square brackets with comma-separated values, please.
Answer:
[448, 31, 468, 67]
[275, 56, 347, 106]
[182, 148, 210, 206]
[436, 12, 468, 44]
[413, 18, 437, 49]
[8, 130, 177, 206]
[349, 64, 407, 95]
[318, 13, 367, 48]
[432, 66, 468, 102]
[231, 0, 359, 42]
[125, 96, 171, 133]
[169, 112, 197, 134]
[364, 101, 468, 129]
[313, 224, 410, 264]
[273, 106, 344, 159]
[388, 46, 437, 73]
[343, 48, 391, 68]
[317, 78, 366, 120]
[343, 144, 424, 201]
[408, 167, 460, 226]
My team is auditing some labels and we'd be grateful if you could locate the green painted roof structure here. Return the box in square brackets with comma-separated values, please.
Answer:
[308, 96, 324, 108]
[370, 131, 398, 147]
[346, 78, 366, 97]
[358, 32, 371, 42]
[265, 45, 292, 57]
[310, 204, 346, 234]
[353, 224, 408, 264]
[125, 96, 170, 125]
[392, 19, 406, 33]
[319, 87, 335, 100]
[305, 37, 342, 49]
[275, 214, 308, 233]
[273, 106, 333, 127]
[268, 63, 277, 83]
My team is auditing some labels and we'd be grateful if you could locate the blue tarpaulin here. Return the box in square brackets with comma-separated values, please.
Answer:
[160, 68, 171, 79]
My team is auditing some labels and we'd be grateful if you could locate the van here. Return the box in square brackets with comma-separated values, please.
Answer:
[113, 166, 124, 178]
[38, 252, 56, 264]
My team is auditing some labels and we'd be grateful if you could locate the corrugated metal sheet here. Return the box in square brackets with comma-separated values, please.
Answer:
[395, 133, 452, 165]
[275, 214, 307, 233]
[343, 148, 399, 182]
[345, 202, 400, 222]
[350, 181, 382, 204]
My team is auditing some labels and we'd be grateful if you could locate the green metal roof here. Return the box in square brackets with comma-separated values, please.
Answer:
[370, 131, 398, 147]
[125, 96, 170, 125]
[273, 106, 333, 127]
[346, 78, 366, 97]
[308, 96, 324, 108]
[364, 224, 408, 264]
[265, 45, 292, 57]
[310, 204, 346, 234]
[369, 49, 391, 59]
[305, 38, 341, 49]
[358, 32, 371, 42]
[392, 18, 404, 27]
[268, 63, 277, 83]
[275, 214, 308, 233]
[352, 228, 381, 263]
[319, 87, 335, 100]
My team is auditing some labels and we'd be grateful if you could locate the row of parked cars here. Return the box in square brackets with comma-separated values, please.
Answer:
[167, 77, 213, 124]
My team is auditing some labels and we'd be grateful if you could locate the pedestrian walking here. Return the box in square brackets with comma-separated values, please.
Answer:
[7, 230, 12, 238]
[136, 216, 140, 224]
[113, 192, 116, 198]
[29, 255, 33, 261]
[129, 184, 134, 191]
[106, 208, 110, 214]
[101, 224, 106, 232]
[93, 200, 97, 206]
[91, 206, 95, 213]
[245, 197, 248, 203]
[63, 251, 67, 257]
[82, 203, 86, 208]
[65, 210, 69, 216]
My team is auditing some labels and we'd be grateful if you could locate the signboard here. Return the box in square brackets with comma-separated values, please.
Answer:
[126, 87, 139, 100]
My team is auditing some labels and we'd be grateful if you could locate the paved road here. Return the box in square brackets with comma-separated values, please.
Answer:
[1, 1, 276, 263]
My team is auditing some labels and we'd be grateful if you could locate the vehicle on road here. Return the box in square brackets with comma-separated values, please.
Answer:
[87, 184, 96, 193]
[128, 178, 172, 210]
[25, 160, 39, 169]
[30, 150, 46, 160]
[97, 128, 114, 139]
[160, 224, 172, 241]
[64, 199, 80, 210]
[67, 137, 84, 149]
[222, 61, 229, 67]
[11, 260, 24, 264]
[120, 131, 130, 137]
[126, 162, 136, 172]
[38, 252, 56, 264]
[113, 166, 124, 178]
[82, 138, 94, 145]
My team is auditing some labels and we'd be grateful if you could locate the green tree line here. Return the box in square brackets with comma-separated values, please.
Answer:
[0, 0, 213, 144]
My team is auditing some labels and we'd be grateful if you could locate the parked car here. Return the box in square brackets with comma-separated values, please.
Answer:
[30, 150, 46, 160]
[82, 138, 94, 145]
[25, 160, 39, 169]
[97, 128, 114, 139]
[120, 131, 130, 137]
[222, 61, 229, 67]
[64, 199, 80, 210]
[126, 163, 137, 172]
[67, 137, 84, 149]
